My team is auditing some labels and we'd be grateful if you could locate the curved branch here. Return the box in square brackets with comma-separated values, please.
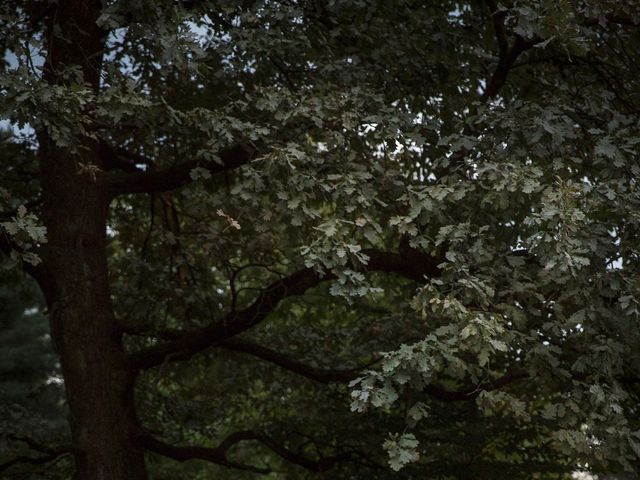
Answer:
[482, 1, 542, 100]
[219, 339, 531, 402]
[217, 338, 371, 383]
[101, 143, 151, 173]
[255, 434, 353, 473]
[128, 248, 441, 370]
[142, 432, 270, 474]
[142, 430, 364, 474]
[0, 436, 75, 473]
[485, 0, 508, 55]
[133, 330, 531, 402]
[106, 143, 256, 196]
[0, 453, 69, 473]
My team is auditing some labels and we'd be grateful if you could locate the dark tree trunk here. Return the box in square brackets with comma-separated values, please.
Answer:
[35, 1, 149, 478]
[39, 139, 148, 480]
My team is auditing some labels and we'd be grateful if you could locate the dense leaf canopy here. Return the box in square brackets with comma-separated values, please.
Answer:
[1, 1, 639, 479]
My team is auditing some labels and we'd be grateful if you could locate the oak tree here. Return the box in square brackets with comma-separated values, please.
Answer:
[1, 1, 639, 479]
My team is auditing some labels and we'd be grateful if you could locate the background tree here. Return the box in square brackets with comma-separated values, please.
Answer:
[0, 261, 69, 480]
[1, 1, 639, 479]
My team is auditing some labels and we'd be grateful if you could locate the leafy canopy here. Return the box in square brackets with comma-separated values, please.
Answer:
[1, 0, 639, 478]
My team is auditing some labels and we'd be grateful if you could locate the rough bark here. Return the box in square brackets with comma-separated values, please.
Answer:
[36, 1, 149, 478]
[38, 138, 148, 480]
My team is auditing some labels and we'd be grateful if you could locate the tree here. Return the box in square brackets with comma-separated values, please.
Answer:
[1, 0, 639, 479]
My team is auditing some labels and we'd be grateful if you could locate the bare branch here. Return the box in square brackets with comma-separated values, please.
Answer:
[142, 432, 270, 474]
[101, 143, 151, 173]
[217, 337, 372, 383]
[142, 430, 367, 474]
[221, 337, 530, 402]
[224, 338, 535, 402]
[0, 436, 75, 474]
[128, 248, 441, 370]
[129, 267, 329, 369]
[254, 434, 354, 473]
[105, 143, 256, 196]
[6, 435, 64, 454]
[485, 0, 508, 55]
[0, 453, 69, 473]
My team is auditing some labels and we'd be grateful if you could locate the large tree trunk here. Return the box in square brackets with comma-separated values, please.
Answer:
[36, 2, 148, 477]
[39, 140, 148, 479]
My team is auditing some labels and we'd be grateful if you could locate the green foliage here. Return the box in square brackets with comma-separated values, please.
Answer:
[1, 0, 640, 478]
[0, 267, 69, 479]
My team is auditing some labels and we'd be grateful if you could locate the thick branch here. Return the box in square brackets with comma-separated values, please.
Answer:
[129, 266, 325, 369]
[483, 37, 540, 100]
[106, 143, 256, 196]
[128, 248, 441, 370]
[485, 0, 508, 55]
[0, 453, 68, 473]
[255, 435, 353, 472]
[142, 430, 360, 474]
[137, 331, 531, 402]
[101, 143, 151, 173]
[482, 1, 542, 101]
[0, 436, 75, 473]
[142, 432, 269, 474]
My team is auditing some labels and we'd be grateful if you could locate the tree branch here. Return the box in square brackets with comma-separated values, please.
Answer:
[128, 248, 441, 370]
[485, 0, 508, 55]
[132, 330, 531, 402]
[142, 432, 270, 474]
[0, 453, 69, 473]
[254, 434, 354, 473]
[218, 339, 531, 402]
[217, 337, 372, 383]
[0, 435, 75, 473]
[142, 430, 365, 474]
[101, 143, 152, 173]
[105, 143, 256, 196]
[482, 1, 542, 100]
[422, 369, 529, 401]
